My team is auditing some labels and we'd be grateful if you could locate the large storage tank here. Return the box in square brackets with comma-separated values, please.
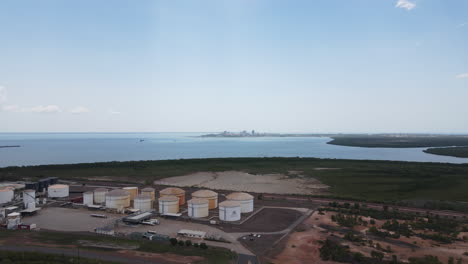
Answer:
[141, 187, 156, 201]
[83, 191, 94, 206]
[134, 194, 152, 211]
[160, 187, 185, 205]
[123, 187, 138, 200]
[105, 189, 131, 210]
[226, 192, 254, 213]
[219, 201, 241, 221]
[0, 187, 14, 204]
[47, 184, 69, 198]
[7, 212, 21, 230]
[23, 189, 36, 208]
[93, 188, 108, 204]
[158, 195, 179, 214]
[191, 190, 218, 209]
[188, 198, 209, 218]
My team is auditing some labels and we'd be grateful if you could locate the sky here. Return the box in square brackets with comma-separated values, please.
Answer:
[0, 0, 467, 133]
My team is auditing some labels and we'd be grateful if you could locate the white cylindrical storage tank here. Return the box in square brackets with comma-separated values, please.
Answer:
[160, 187, 185, 205]
[47, 184, 69, 198]
[123, 187, 138, 200]
[105, 189, 130, 210]
[158, 195, 179, 214]
[141, 187, 156, 201]
[23, 189, 36, 208]
[83, 191, 94, 206]
[93, 188, 108, 204]
[0, 187, 14, 204]
[7, 212, 21, 230]
[188, 198, 209, 218]
[219, 201, 241, 222]
[226, 192, 254, 213]
[134, 194, 152, 211]
[192, 190, 218, 209]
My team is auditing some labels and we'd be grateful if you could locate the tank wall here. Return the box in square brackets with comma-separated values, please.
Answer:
[219, 206, 241, 221]
[106, 196, 130, 209]
[159, 200, 179, 214]
[239, 200, 254, 213]
[188, 203, 209, 218]
[23, 191, 36, 208]
[141, 190, 155, 201]
[0, 190, 14, 204]
[161, 194, 185, 205]
[134, 199, 152, 211]
[94, 191, 107, 204]
[48, 186, 69, 198]
[83, 193, 94, 205]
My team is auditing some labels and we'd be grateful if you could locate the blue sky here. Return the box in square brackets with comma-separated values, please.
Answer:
[1, 0, 467, 133]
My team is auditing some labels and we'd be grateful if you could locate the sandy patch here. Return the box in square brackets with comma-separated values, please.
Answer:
[155, 171, 329, 195]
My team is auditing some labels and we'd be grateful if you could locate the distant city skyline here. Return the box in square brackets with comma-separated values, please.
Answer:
[1, 0, 467, 133]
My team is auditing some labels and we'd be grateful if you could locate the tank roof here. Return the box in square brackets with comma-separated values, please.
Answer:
[123, 186, 138, 189]
[0, 187, 13, 192]
[226, 192, 254, 201]
[158, 195, 179, 202]
[141, 187, 155, 192]
[94, 188, 108, 192]
[192, 190, 217, 198]
[48, 184, 68, 189]
[83, 191, 93, 195]
[188, 198, 209, 205]
[106, 189, 130, 197]
[160, 187, 185, 195]
[135, 194, 152, 200]
[219, 200, 241, 208]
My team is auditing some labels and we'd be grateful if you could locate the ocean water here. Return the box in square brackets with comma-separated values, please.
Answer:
[0, 132, 467, 167]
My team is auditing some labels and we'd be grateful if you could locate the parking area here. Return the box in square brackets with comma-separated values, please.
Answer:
[21, 207, 122, 232]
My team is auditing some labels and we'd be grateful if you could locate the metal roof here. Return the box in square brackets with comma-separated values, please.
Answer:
[192, 189, 217, 198]
[226, 192, 254, 201]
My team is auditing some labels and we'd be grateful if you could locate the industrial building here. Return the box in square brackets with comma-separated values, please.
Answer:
[226, 192, 254, 213]
[219, 200, 241, 221]
[158, 195, 179, 214]
[160, 187, 185, 205]
[191, 189, 218, 209]
[187, 198, 209, 218]
[177, 229, 206, 239]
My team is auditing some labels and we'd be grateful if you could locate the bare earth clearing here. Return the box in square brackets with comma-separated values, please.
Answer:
[155, 171, 329, 195]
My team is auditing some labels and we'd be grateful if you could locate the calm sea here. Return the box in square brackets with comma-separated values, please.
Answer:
[0, 132, 467, 167]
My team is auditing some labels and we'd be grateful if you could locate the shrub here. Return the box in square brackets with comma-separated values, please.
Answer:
[178, 240, 184, 246]
[185, 240, 192, 247]
[169, 238, 178, 246]
[200, 243, 208, 249]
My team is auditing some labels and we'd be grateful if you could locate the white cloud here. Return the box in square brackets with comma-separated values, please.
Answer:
[2, 105, 19, 112]
[396, 0, 416, 10]
[108, 109, 121, 115]
[29, 105, 62, 113]
[456, 73, 468, 79]
[0, 86, 7, 103]
[70, 106, 90, 114]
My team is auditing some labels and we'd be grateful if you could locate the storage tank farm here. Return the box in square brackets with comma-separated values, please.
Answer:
[23, 189, 36, 209]
[105, 189, 131, 211]
[134, 194, 152, 211]
[83, 191, 94, 206]
[188, 198, 209, 218]
[160, 187, 185, 205]
[219, 201, 241, 221]
[93, 188, 108, 204]
[191, 190, 218, 209]
[47, 184, 69, 198]
[0, 187, 14, 204]
[226, 192, 254, 213]
[158, 195, 179, 214]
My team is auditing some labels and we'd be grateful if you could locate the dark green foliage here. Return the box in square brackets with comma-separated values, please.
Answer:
[319, 239, 352, 262]
[371, 250, 384, 261]
[200, 243, 208, 249]
[343, 232, 363, 242]
[185, 240, 192, 247]
[0, 250, 117, 264]
[408, 255, 443, 264]
[328, 135, 468, 148]
[178, 240, 184, 246]
[3, 157, 468, 202]
[424, 147, 468, 158]
[170, 238, 178, 246]
[382, 219, 412, 237]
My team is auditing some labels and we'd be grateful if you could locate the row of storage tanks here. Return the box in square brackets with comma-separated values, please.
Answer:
[84, 186, 254, 222]
[159, 187, 254, 222]
[0, 183, 69, 206]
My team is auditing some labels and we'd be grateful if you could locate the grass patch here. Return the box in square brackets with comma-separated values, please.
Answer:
[424, 147, 468, 158]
